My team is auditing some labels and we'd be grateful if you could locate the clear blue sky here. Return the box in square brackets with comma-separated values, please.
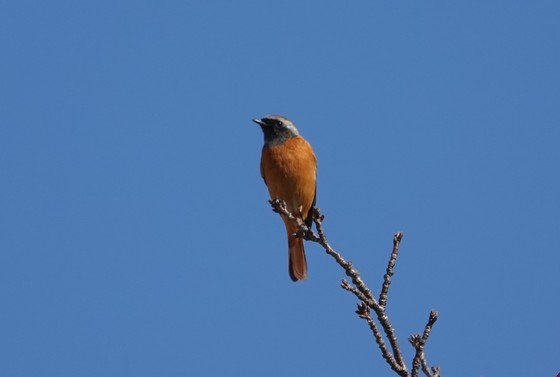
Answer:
[1, 1, 559, 376]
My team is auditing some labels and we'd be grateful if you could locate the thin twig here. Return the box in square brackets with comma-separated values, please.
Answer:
[311, 208, 377, 305]
[378, 310, 406, 371]
[379, 232, 404, 308]
[410, 311, 439, 377]
[341, 279, 373, 305]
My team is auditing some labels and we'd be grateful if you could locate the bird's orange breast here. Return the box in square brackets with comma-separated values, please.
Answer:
[260, 136, 317, 219]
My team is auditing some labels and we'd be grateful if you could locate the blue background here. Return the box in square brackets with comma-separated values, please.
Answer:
[1, 1, 559, 376]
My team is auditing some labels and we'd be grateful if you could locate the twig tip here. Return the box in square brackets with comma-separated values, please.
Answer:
[356, 302, 370, 319]
[429, 310, 439, 325]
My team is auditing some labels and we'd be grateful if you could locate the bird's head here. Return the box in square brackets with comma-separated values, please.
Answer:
[253, 115, 300, 147]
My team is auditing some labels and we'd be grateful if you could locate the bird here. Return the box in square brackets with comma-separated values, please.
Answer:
[253, 115, 317, 281]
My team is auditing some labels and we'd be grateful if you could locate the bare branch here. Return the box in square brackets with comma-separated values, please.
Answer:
[268, 200, 440, 376]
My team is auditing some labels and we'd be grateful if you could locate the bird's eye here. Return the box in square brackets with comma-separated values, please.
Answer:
[276, 121, 284, 127]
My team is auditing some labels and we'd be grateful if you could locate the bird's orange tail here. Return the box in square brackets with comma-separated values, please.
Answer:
[288, 230, 308, 281]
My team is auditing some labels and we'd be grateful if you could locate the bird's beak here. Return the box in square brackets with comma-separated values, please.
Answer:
[252, 118, 266, 127]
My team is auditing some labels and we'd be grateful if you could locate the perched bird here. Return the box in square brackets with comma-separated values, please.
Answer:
[253, 115, 317, 281]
